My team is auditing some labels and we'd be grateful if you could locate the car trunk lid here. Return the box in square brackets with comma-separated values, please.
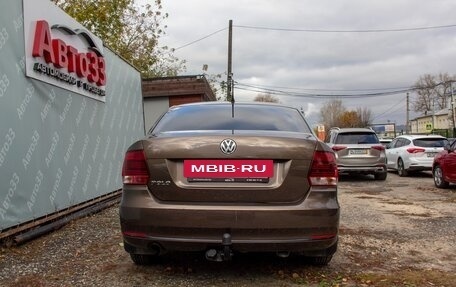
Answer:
[141, 131, 317, 203]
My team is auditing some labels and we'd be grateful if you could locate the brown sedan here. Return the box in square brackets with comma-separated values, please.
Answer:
[120, 102, 339, 265]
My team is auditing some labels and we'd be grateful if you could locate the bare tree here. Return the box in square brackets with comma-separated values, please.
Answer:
[413, 73, 455, 114]
[356, 107, 373, 127]
[320, 100, 373, 130]
[254, 93, 280, 103]
[320, 99, 346, 131]
[413, 74, 436, 113]
[436, 73, 453, 109]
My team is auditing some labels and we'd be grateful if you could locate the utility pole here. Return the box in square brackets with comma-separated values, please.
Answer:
[227, 20, 233, 103]
[406, 92, 409, 134]
[452, 82, 456, 137]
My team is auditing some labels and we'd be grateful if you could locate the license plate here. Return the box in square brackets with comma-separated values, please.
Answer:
[184, 159, 273, 181]
[427, 153, 437, 158]
[349, 149, 367, 155]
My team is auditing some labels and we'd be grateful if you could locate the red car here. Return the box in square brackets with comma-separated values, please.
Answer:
[432, 140, 456, 188]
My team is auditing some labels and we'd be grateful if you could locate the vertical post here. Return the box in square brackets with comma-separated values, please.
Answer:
[432, 98, 435, 134]
[227, 20, 233, 103]
[406, 92, 409, 134]
[452, 82, 456, 137]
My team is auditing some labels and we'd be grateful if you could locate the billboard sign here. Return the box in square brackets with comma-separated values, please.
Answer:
[23, 0, 106, 102]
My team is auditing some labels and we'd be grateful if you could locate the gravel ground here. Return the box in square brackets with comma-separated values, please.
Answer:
[0, 171, 455, 287]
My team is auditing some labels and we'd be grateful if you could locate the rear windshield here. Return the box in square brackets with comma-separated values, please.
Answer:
[335, 132, 379, 144]
[151, 104, 311, 133]
[413, 138, 448, 148]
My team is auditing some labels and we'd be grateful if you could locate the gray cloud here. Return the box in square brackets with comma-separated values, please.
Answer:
[158, 0, 456, 126]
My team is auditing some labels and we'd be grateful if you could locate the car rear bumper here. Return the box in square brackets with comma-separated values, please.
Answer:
[119, 186, 339, 254]
[407, 158, 433, 171]
[337, 164, 386, 173]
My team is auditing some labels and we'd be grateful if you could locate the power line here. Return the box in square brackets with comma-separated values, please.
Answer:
[235, 81, 453, 98]
[235, 82, 411, 92]
[234, 24, 456, 33]
[173, 27, 228, 51]
[169, 22, 456, 52]
[235, 82, 414, 98]
[372, 97, 407, 121]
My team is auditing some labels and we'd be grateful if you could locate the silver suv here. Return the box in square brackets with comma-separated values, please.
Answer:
[325, 128, 387, 180]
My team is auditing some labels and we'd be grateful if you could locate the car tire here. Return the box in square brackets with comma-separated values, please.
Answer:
[397, 159, 408, 177]
[129, 253, 160, 265]
[433, 165, 449, 188]
[374, 172, 387, 180]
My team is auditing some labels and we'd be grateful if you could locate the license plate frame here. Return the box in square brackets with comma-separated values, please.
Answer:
[349, 149, 368, 155]
[184, 159, 274, 182]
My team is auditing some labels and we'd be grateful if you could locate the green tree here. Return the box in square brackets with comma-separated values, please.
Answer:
[201, 64, 226, 101]
[52, 0, 185, 78]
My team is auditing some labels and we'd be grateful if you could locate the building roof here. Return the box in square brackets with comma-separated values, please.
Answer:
[410, 109, 449, 121]
[142, 75, 216, 101]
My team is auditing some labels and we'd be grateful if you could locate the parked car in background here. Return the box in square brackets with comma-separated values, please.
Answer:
[432, 139, 456, 188]
[386, 134, 448, 177]
[120, 103, 339, 266]
[379, 138, 393, 147]
[325, 127, 387, 180]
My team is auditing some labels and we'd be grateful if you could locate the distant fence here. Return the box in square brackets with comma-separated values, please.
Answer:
[432, 129, 456, 138]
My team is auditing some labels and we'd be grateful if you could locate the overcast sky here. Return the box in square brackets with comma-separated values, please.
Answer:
[155, 0, 456, 127]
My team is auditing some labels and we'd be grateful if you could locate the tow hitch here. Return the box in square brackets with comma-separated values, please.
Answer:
[205, 233, 233, 262]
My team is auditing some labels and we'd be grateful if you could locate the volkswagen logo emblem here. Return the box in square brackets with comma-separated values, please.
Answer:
[220, 139, 237, 154]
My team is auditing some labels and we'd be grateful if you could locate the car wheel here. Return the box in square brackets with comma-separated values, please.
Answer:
[129, 253, 160, 265]
[374, 172, 387, 180]
[308, 255, 333, 266]
[433, 165, 449, 188]
[397, 159, 408, 177]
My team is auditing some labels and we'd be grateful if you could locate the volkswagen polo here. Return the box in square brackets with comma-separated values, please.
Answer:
[120, 102, 339, 265]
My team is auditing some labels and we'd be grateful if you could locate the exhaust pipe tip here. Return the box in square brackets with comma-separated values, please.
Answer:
[148, 243, 163, 256]
[276, 251, 291, 258]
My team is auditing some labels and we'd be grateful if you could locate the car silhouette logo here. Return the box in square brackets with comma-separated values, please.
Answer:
[220, 139, 237, 154]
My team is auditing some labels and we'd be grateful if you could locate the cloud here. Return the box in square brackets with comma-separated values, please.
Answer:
[158, 0, 456, 126]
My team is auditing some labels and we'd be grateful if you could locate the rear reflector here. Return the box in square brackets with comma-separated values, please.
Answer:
[309, 151, 338, 186]
[122, 231, 147, 238]
[311, 233, 337, 240]
[122, 150, 149, 185]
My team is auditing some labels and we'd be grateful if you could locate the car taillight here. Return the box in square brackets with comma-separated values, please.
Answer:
[406, 147, 425, 154]
[371, 145, 385, 151]
[122, 150, 149, 185]
[309, 151, 338, 186]
[332, 145, 347, 152]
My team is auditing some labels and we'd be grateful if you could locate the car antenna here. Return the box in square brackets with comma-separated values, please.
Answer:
[227, 20, 234, 118]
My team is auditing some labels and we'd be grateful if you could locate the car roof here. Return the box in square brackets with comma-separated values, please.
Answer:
[396, 134, 446, 139]
[171, 101, 297, 110]
[331, 127, 375, 133]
